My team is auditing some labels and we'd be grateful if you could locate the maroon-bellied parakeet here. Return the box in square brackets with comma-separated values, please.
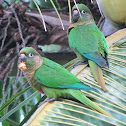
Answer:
[68, 4, 109, 92]
[18, 47, 112, 118]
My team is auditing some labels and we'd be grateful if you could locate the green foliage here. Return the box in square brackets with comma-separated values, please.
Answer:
[0, 77, 40, 125]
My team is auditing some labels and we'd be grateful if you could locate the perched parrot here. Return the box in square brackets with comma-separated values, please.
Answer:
[68, 4, 109, 92]
[18, 47, 112, 118]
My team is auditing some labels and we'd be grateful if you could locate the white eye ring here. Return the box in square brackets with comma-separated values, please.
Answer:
[29, 53, 33, 57]
[81, 10, 86, 14]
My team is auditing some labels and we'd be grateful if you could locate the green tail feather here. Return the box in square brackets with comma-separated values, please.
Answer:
[69, 90, 113, 118]
[88, 60, 108, 92]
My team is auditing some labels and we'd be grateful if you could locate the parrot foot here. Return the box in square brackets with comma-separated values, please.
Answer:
[73, 61, 85, 68]
[38, 97, 56, 107]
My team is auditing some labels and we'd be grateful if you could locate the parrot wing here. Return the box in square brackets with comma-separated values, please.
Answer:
[34, 57, 97, 91]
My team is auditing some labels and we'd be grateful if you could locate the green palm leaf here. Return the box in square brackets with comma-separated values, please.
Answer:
[23, 29, 126, 125]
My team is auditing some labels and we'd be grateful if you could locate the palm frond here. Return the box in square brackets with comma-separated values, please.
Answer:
[32, 0, 47, 31]
[50, 0, 64, 30]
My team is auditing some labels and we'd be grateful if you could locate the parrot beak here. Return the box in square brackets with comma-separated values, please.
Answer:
[19, 53, 27, 62]
[18, 53, 27, 70]
[72, 9, 79, 22]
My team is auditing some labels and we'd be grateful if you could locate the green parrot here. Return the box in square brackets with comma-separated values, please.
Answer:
[18, 47, 112, 118]
[68, 4, 109, 92]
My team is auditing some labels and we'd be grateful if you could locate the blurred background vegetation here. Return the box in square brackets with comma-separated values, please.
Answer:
[0, 0, 126, 126]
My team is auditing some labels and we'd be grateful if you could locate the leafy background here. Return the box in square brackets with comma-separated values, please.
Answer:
[0, 0, 126, 126]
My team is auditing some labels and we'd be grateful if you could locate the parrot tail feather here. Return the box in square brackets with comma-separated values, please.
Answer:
[69, 90, 113, 118]
[88, 60, 108, 92]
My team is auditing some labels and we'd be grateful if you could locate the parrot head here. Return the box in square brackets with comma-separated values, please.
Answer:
[18, 47, 43, 71]
[71, 4, 94, 24]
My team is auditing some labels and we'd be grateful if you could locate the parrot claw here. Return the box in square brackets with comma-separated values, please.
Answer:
[73, 61, 85, 68]
[38, 97, 56, 107]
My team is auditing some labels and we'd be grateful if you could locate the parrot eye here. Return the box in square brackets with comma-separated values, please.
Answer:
[81, 10, 86, 14]
[29, 53, 33, 57]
